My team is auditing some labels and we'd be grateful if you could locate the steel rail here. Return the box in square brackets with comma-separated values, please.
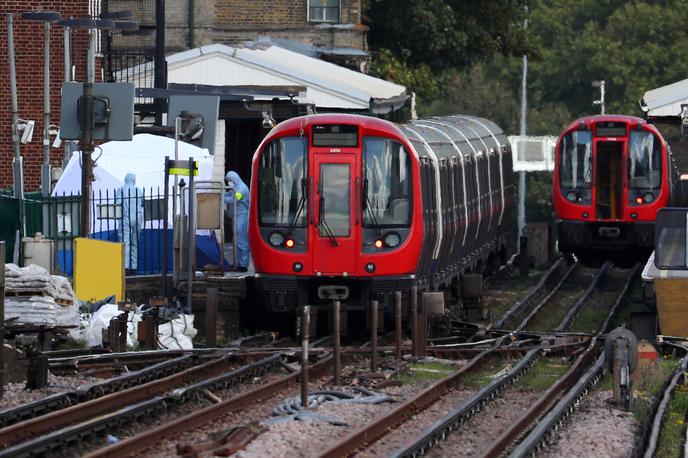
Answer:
[555, 261, 611, 332]
[390, 347, 543, 458]
[643, 355, 688, 458]
[84, 354, 334, 458]
[317, 345, 500, 458]
[390, 264, 637, 458]
[480, 338, 602, 458]
[0, 353, 242, 447]
[0, 354, 284, 457]
[483, 264, 637, 457]
[494, 257, 566, 329]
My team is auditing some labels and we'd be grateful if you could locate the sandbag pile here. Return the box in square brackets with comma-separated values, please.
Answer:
[4, 263, 80, 330]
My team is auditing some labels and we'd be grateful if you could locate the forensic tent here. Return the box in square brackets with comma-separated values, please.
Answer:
[51, 134, 225, 275]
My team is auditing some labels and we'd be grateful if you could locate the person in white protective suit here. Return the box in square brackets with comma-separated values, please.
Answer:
[116, 173, 144, 274]
[225, 171, 250, 272]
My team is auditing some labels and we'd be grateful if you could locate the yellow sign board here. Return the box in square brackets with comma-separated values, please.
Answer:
[168, 159, 199, 176]
[73, 238, 125, 303]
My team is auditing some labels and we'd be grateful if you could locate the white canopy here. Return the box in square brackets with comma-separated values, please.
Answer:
[53, 134, 214, 197]
[641, 79, 688, 118]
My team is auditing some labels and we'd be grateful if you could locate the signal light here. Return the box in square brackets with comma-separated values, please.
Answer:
[374, 239, 383, 249]
[285, 238, 295, 248]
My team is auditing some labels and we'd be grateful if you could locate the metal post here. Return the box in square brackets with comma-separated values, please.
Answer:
[187, 158, 195, 312]
[395, 291, 402, 360]
[371, 300, 379, 372]
[154, 0, 166, 126]
[162, 157, 169, 298]
[41, 22, 52, 197]
[62, 26, 73, 169]
[0, 242, 5, 399]
[232, 183, 238, 269]
[206, 288, 218, 347]
[411, 285, 418, 357]
[7, 14, 25, 239]
[80, 81, 95, 238]
[518, 5, 528, 243]
[333, 300, 341, 386]
[301, 305, 310, 409]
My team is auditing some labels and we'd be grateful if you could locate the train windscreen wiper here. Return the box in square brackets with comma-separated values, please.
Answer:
[362, 178, 382, 235]
[286, 179, 307, 235]
[318, 195, 339, 247]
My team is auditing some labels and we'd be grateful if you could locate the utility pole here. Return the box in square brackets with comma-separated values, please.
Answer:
[518, 3, 528, 242]
[154, 0, 166, 126]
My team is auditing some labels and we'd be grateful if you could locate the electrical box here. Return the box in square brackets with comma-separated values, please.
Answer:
[22, 233, 55, 273]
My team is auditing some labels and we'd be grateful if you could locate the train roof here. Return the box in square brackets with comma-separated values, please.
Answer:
[267, 113, 405, 138]
[561, 114, 654, 133]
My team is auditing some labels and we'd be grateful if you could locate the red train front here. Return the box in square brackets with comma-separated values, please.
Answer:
[249, 114, 424, 312]
[553, 115, 678, 259]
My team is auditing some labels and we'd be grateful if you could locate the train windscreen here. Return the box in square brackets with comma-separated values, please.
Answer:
[559, 130, 592, 189]
[257, 137, 308, 227]
[629, 131, 662, 190]
[362, 137, 412, 227]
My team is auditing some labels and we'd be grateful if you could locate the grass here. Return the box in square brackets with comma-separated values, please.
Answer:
[513, 357, 571, 391]
[525, 289, 585, 332]
[481, 269, 547, 324]
[568, 291, 617, 333]
[395, 360, 459, 384]
[656, 381, 688, 458]
[630, 358, 681, 427]
[460, 358, 521, 389]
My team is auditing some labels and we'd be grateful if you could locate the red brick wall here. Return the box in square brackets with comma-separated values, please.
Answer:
[0, 2, 92, 191]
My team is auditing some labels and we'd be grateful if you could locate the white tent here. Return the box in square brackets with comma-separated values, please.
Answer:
[53, 134, 214, 196]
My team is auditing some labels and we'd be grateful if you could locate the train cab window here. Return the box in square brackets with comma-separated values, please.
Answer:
[257, 137, 308, 226]
[629, 131, 662, 190]
[559, 130, 592, 189]
[362, 137, 412, 227]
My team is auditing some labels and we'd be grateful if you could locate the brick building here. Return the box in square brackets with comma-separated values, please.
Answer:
[0, 2, 92, 191]
[107, 0, 368, 73]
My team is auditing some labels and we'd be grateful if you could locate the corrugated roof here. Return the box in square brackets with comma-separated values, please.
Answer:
[165, 41, 406, 112]
[641, 79, 688, 118]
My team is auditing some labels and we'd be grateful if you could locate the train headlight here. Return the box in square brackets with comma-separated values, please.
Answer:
[383, 232, 401, 248]
[374, 239, 384, 249]
[268, 231, 285, 247]
[285, 238, 295, 248]
[635, 196, 643, 205]
[566, 191, 577, 202]
[643, 193, 654, 203]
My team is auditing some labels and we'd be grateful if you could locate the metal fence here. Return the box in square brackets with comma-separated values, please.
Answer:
[1, 188, 171, 276]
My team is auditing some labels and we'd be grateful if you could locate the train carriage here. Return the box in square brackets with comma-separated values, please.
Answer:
[249, 113, 514, 315]
[553, 115, 678, 260]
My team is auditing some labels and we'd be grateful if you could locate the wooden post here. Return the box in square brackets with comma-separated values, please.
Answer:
[206, 288, 218, 347]
[395, 291, 402, 360]
[333, 300, 341, 386]
[371, 300, 378, 372]
[301, 305, 310, 409]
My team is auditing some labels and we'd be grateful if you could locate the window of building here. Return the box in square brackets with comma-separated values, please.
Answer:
[309, 0, 340, 23]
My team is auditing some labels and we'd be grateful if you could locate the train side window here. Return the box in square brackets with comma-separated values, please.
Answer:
[629, 131, 662, 190]
[559, 131, 592, 189]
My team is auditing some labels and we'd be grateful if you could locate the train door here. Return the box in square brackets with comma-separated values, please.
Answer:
[594, 140, 625, 220]
[312, 153, 357, 274]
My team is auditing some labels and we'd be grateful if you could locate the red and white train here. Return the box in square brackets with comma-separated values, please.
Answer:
[553, 114, 679, 259]
[249, 113, 514, 314]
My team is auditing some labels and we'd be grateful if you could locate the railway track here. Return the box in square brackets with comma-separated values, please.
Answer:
[312, 263, 639, 458]
[0, 352, 287, 457]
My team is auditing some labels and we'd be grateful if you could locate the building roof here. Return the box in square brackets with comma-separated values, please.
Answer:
[123, 41, 407, 113]
[640, 79, 688, 118]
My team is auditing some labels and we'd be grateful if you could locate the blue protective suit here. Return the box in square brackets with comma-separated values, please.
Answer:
[225, 171, 250, 269]
[116, 173, 144, 271]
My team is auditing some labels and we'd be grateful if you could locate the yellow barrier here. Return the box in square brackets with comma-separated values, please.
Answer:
[73, 238, 125, 303]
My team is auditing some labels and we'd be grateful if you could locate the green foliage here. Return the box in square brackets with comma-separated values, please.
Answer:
[364, 0, 532, 72]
